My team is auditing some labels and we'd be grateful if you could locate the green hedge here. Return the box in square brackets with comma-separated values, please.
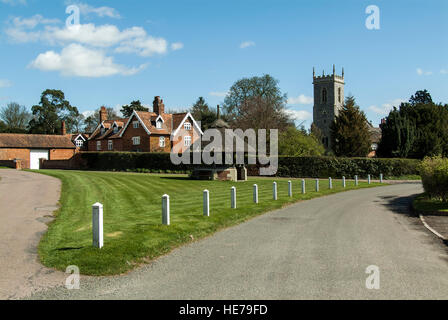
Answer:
[79, 152, 420, 179]
[420, 157, 448, 202]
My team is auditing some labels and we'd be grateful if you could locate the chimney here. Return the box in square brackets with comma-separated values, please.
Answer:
[99, 106, 108, 123]
[153, 96, 165, 115]
[61, 120, 66, 135]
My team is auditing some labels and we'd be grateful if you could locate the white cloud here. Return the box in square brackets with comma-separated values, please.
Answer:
[76, 3, 121, 19]
[240, 41, 255, 49]
[440, 69, 448, 74]
[170, 42, 184, 51]
[0, 79, 13, 88]
[288, 94, 313, 105]
[29, 43, 147, 77]
[368, 98, 406, 115]
[0, 0, 27, 5]
[209, 91, 228, 97]
[286, 109, 312, 121]
[416, 68, 432, 76]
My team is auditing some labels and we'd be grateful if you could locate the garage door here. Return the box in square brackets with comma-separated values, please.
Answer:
[30, 149, 49, 170]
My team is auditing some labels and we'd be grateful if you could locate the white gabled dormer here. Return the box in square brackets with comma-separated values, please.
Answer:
[119, 111, 151, 137]
[155, 115, 164, 129]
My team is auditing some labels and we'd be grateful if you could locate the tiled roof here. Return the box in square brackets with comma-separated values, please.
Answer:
[0, 133, 76, 149]
[90, 118, 129, 140]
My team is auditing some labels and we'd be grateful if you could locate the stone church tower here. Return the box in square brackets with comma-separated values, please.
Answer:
[312, 65, 345, 150]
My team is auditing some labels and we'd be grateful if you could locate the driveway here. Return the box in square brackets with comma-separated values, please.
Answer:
[28, 183, 448, 300]
[0, 169, 66, 299]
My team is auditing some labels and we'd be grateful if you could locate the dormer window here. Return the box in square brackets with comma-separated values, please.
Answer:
[184, 122, 192, 131]
[100, 127, 105, 135]
[113, 126, 118, 133]
[156, 120, 162, 129]
[75, 140, 83, 148]
[133, 121, 139, 129]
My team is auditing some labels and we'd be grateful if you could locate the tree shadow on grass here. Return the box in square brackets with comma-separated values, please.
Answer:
[56, 247, 84, 251]
[160, 177, 191, 181]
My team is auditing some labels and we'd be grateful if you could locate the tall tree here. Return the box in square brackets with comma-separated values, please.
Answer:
[190, 97, 217, 130]
[409, 89, 433, 106]
[223, 74, 293, 131]
[120, 100, 149, 118]
[330, 96, 371, 157]
[28, 89, 80, 134]
[0, 102, 31, 131]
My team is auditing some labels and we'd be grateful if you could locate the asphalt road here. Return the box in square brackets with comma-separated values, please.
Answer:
[28, 182, 448, 300]
[0, 169, 66, 300]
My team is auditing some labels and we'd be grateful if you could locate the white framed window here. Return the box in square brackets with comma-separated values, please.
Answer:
[96, 141, 101, 151]
[108, 140, 113, 150]
[159, 136, 165, 147]
[100, 127, 105, 135]
[113, 126, 118, 133]
[184, 122, 192, 131]
[156, 120, 162, 129]
[133, 121, 139, 129]
[75, 139, 83, 148]
[184, 136, 192, 147]
[132, 136, 141, 145]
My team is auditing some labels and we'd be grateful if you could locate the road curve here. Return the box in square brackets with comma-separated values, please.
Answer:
[29, 182, 448, 300]
[0, 169, 66, 300]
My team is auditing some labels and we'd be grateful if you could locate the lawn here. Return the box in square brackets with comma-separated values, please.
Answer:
[36, 170, 382, 275]
[413, 194, 448, 213]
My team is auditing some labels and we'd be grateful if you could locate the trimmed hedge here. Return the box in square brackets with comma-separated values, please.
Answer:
[79, 152, 420, 178]
[420, 157, 448, 202]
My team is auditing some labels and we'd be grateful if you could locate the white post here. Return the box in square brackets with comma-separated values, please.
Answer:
[315, 179, 319, 192]
[368, 174, 371, 185]
[253, 184, 258, 204]
[288, 181, 292, 197]
[302, 179, 306, 194]
[355, 175, 359, 186]
[380, 173, 383, 183]
[329, 177, 333, 189]
[92, 203, 103, 249]
[162, 194, 170, 225]
[273, 182, 278, 200]
[231, 187, 237, 209]
[342, 176, 346, 188]
[203, 190, 210, 217]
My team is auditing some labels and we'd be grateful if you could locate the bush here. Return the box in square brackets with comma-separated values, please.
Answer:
[420, 156, 448, 202]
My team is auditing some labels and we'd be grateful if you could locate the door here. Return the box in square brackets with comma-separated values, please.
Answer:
[30, 149, 49, 169]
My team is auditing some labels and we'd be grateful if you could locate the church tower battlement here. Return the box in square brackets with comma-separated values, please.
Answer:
[312, 65, 345, 150]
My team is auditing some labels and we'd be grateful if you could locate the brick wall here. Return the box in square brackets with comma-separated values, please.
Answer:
[121, 123, 151, 152]
[49, 148, 76, 160]
[0, 148, 30, 168]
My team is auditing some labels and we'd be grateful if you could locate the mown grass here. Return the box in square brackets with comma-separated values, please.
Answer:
[36, 170, 382, 275]
[413, 193, 448, 213]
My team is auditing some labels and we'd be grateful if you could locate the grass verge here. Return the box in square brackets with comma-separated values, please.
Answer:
[412, 194, 448, 214]
[35, 170, 382, 275]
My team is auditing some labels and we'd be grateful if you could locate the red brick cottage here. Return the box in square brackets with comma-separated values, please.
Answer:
[88, 97, 203, 153]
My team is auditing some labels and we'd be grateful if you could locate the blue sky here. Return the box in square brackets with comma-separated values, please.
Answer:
[0, 0, 447, 128]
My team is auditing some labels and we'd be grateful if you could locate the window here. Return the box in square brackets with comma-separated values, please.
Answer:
[96, 141, 101, 151]
[113, 126, 118, 133]
[184, 136, 192, 147]
[108, 140, 113, 151]
[159, 136, 165, 148]
[132, 136, 141, 145]
[184, 122, 192, 131]
[133, 121, 139, 129]
[322, 88, 327, 104]
[100, 127, 105, 135]
[75, 139, 83, 148]
[156, 120, 162, 129]
[338, 87, 342, 103]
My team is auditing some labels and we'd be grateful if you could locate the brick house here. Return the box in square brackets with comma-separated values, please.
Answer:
[0, 122, 77, 169]
[88, 97, 202, 153]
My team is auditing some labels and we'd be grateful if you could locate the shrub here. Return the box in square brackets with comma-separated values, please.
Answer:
[420, 156, 448, 202]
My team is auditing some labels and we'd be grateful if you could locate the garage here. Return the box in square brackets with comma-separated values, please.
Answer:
[29, 149, 49, 170]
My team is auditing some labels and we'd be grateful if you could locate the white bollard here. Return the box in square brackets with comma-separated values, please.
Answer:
[315, 179, 319, 192]
[302, 179, 306, 194]
[368, 174, 371, 185]
[92, 203, 104, 249]
[355, 175, 359, 186]
[329, 177, 333, 189]
[288, 181, 292, 197]
[162, 194, 170, 225]
[253, 184, 258, 204]
[342, 176, 346, 188]
[380, 173, 383, 183]
[203, 190, 210, 217]
[231, 187, 237, 209]
[273, 182, 278, 200]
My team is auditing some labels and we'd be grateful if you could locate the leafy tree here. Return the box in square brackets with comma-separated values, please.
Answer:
[190, 97, 217, 130]
[120, 100, 149, 118]
[83, 115, 98, 133]
[0, 120, 6, 132]
[409, 89, 432, 106]
[0, 102, 31, 131]
[223, 74, 293, 131]
[279, 126, 325, 156]
[330, 96, 371, 157]
[28, 89, 80, 134]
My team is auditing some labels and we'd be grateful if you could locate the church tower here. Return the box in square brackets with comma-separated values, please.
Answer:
[312, 65, 345, 150]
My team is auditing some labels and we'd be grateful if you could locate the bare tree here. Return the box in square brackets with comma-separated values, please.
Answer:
[0, 102, 31, 131]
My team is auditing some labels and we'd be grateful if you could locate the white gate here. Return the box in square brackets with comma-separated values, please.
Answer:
[30, 149, 49, 169]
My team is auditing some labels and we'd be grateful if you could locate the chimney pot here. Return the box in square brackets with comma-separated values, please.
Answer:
[61, 120, 66, 135]
[99, 106, 108, 123]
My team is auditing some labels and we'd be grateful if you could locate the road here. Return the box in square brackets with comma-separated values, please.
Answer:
[0, 169, 66, 300]
[28, 182, 448, 300]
